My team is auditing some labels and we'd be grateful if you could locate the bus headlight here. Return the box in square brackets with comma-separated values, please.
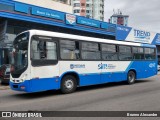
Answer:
[20, 79, 24, 82]
[20, 74, 27, 82]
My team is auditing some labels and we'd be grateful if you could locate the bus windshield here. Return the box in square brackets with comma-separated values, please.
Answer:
[11, 32, 29, 77]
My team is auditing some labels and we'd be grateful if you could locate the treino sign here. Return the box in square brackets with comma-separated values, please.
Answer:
[116, 25, 160, 45]
[133, 29, 151, 43]
[134, 29, 150, 40]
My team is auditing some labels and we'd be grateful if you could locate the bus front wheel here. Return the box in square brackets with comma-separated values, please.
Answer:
[127, 71, 136, 84]
[61, 75, 77, 94]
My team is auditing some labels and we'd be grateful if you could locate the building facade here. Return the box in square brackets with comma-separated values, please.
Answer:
[14, 0, 72, 13]
[52, 0, 71, 5]
[110, 11, 129, 26]
[71, 0, 104, 21]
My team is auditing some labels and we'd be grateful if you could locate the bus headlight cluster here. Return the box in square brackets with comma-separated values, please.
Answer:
[20, 79, 24, 82]
[20, 74, 27, 82]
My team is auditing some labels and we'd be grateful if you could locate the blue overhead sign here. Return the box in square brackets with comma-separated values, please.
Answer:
[31, 7, 65, 21]
[15, 3, 29, 13]
[152, 33, 160, 45]
[77, 17, 100, 28]
[66, 14, 76, 25]
[101, 23, 116, 33]
[116, 25, 132, 41]
[101, 22, 108, 29]
[116, 25, 160, 45]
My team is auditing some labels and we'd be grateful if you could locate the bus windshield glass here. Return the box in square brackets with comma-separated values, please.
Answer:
[11, 32, 29, 76]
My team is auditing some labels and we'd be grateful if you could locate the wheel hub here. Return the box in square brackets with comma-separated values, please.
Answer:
[65, 79, 73, 89]
[129, 74, 134, 82]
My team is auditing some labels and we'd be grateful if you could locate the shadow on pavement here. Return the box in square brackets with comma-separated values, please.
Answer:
[76, 79, 152, 93]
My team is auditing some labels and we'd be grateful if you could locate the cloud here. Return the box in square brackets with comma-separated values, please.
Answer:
[104, 0, 160, 33]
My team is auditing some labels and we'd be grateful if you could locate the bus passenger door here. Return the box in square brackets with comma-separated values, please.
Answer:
[30, 38, 60, 92]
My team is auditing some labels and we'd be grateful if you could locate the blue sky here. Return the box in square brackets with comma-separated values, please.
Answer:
[104, 0, 160, 33]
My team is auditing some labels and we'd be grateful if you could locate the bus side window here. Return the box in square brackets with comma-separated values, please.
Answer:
[46, 42, 57, 60]
[144, 48, 156, 60]
[119, 45, 132, 60]
[38, 41, 47, 59]
[132, 47, 144, 60]
[31, 40, 40, 59]
[60, 40, 80, 60]
[31, 37, 57, 63]
[81, 42, 101, 60]
[101, 44, 118, 61]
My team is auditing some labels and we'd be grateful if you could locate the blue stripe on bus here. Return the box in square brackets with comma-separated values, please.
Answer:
[10, 61, 157, 93]
[125, 61, 133, 72]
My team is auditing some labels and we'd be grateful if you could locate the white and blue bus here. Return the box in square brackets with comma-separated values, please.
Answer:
[10, 30, 158, 93]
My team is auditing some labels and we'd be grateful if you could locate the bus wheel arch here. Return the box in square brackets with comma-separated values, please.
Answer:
[127, 70, 136, 84]
[60, 72, 79, 94]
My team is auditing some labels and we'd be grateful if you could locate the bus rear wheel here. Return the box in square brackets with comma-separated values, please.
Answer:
[61, 75, 77, 94]
[127, 71, 136, 84]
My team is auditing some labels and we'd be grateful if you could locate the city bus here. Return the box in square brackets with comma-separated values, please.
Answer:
[10, 30, 158, 93]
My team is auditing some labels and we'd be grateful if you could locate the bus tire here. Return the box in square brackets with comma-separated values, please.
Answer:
[61, 75, 77, 94]
[127, 71, 136, 84]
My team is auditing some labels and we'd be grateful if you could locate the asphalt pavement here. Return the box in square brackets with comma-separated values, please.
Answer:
[0, 74, 160, 120]
[0, 81, 9, 90]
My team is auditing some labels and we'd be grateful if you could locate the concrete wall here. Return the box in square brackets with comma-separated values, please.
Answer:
[14, 0, 73, 13]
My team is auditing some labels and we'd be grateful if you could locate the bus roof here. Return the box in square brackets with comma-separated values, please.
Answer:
[24, 30, 156, 48]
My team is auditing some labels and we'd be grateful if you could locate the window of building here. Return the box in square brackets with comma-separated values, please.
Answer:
[86, 10, 90, 13]
[86, 4, 90, 7]
[86, 15, 90, 18]
[81, 3, 85, 6]
[74, 3, 80, 7]
[74, 9, 80, 13]
[81, 42, 101, 60]
[100, 17, 104, 21]
[6, 26, 27, 34]
[81, 9, 85, 13]
[60, 40, 80, 60]
[6, 26, 14, 34]
[100, 4, 104, 7]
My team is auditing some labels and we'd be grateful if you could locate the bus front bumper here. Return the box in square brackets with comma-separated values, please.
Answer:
[10, 78, 60, 93]
[10, 80, 31, 92]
